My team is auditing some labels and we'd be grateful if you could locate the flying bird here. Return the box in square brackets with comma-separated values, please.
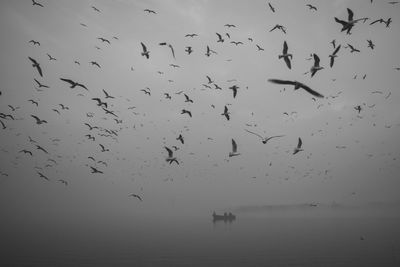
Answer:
[185, 33, 198, 38]
[47, 53, 56, 61]
[60, 78, 88, 90]
[31, 115, 47, 124]
[129, 194, 143, 201]
[164, 146, 179, 165]
[29, 40, 40, 46]
[144, 9, 156, 14]
[37, 172, 50, 181]
[32, 0, 43, 7]
[140, 42, 150, 59]
[268, 79, 324, 98]
[306, 4, 317, 11]
[184, 94, 193, 103]
[181, 109, 192, 117]
[229, 85, 239, 98]
[90, 166, 103, 174]
[268, 2, 275, 12]
[334, 8, 368, 34]
[58, 179, 68, 186]
[90, 61, 101, 68]
[279, 41, 292, 69]
[245, 129, 284, 144]
[36, 145, 48, 154]
[367, 40, 375, 50]
[102, 89, 114, 99]
[229, 139, 240, 157]
[293, 138, 303, 154]
[205, 45, 217, 57]
[256, 44, 264, 51]
[97, 37, 110, 44]
[216, 33, 224, 43]
[91, 6, 101, 12]
[19, 150, 33, 156]
[269, 24, 286, 34]
[309, 54, 324, 77]
[34, 79, 49, 88]
[221, 106, 230, 120]
[347, 43, 360, 53]
[329, 45, 341, 67]
[176, 134, 184, 144]
[185, 46, 193, 55]
[28, 57, 43, 77]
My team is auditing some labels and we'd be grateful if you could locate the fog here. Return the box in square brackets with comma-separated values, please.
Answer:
[1, 0, 400, 266]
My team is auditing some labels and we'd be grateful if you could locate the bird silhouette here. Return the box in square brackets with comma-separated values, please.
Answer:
[306, 4, 317, 11]
[19, 150, 33, 156]
[229, 85, 239, 98]
[334, 8, 368, 34]
[102, 89, 114, 99]
[32, 0, 43, 7]
[159, 42, 176, 59]
[97, 37, 110, 44]
[28, 57, 43, 77]
[309, 54, 324, 77]
[329, 45, 341, 67]
[47, 53, 56, 61]
[268, 79, 324, 98]
[245, 129, 285, 144]
[347, 44, 360, 53]
[221, 106, 230, 120]
[129, 193, 143, 201]
[181, 109, 192, 117]
[140, 42, 150, 59]
[279, 41, 292, 69]
[34, 79, 49, 88]
[164, 146, 179, 165]
[216, 33, 224, 43]
[58, 179, 68, 186]
[90, 166, 103, 174]
[31, 115, 47, 124]
[144, 9, 156, 14]
[268, 2, 275, 12]
[293, 138, 303, 154]
[29, 40, 40, 46]
[229, 139, 240, 157]
[60, 78, 88, 90]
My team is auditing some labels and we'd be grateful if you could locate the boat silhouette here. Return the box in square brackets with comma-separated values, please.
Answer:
[212, 211, 236, 223]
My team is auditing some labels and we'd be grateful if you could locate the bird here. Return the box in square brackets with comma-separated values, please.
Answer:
[229, 85, 239, 98]
[36, 145, 48, 154]
[37, 172, 50, 181]
[268, 2, 275, 12]
[367, 40, 375, 50]
[19, 149, 33, 156]
[230, 41, 243, 46]
[60, 78, 88, 90]
[0, 120, 6, 130]
[102, 108, 118, 117]
[29, 40, 40, 46]
[245, 129, 284, 144]
[32, 0, 43, 7]
[129, 193, 143, 201]
[221, 106, 230, 120]
[34, 79, 49, 88]
[306, 4, 317, 11]
[385, 18, 392, 27]
[99, 144, 109, 152]
[268, 79, 324, 98]
[354, 105, 362, 113]
[140, 88, 151, 95]
[91, 6, 101, 12]
[84, 123, 98, 131]
[224, 24, 236, 28]
[293, 138, 303, 154]
[184, 94, 193, 103]
[144, 9, 156, 14]
[159, 42, 176, 59]
[185, 46, 193, 55]
[229, 139, 240, 157]
[90, 166, 103, 174]
[334, 8, 368, 34]
[164, 93, 171, 99]
[216, 33, 224, 43]
[206, 76, 214, 84]
[330, 39, 336, 49]
[279, 41, 292, 69]
[369, 18, 385, 25]
[329, 45, 341, 67]
[309, 54, 324, 77]
[31, 115, 47, 124]
[46, 53, 56, 61]
[269, 24, 286, 34]
[185, 33, 198, 38]
[140, 42, 150, 59]
[97, 37, 110, 44]
[102, 89, 114, 99]
[176, 134, 184, 144]
[90, 61, 101, 68]
[181, 109, 192, 117]
[85, 134, 95, 141]
[164, 146, 179, 165]
[347, 44, 360, 53]
[256, 44, 264, 51]
[169, 64, 180, 68]
[205, 45, 217, 57]
[28, 57, 43, 77]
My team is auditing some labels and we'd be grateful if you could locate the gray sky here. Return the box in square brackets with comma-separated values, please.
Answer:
[1, 0, 400, 221]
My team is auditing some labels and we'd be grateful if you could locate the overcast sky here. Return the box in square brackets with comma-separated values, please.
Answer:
[0, 0, 400, 222]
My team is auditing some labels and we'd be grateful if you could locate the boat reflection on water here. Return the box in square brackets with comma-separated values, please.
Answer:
[212, 211, 236, 223]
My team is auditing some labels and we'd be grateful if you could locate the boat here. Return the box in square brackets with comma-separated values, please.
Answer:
[212, 211, 236, 222]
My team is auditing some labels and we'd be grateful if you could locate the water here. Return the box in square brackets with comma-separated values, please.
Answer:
[1, 206, 400, 266]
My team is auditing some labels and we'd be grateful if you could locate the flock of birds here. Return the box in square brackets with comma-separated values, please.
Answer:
[1, 0, 400, 203]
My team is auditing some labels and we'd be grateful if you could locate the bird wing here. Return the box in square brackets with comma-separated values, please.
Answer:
[284, 57, 291, 69]
[334, 17, 347, 26]
[245, 129, 264, 139]
[268, 79, 296, 85]
[283, 41, 288, 54]
[297, 138, 302, 149]
[141, 42, 147, 52]
[28, 57, 37, 65]
[168, 44, 175, 59]
[77, 83, 88, 90]
[60, 78, 74, 85]
[313, 54, 320, 67]
[31, 115, 40, 123]
[330, 57, 334, 68]
[298, 82, 324, 98]
[164, 146, 173, 157]
[35, 64, 43, 77]
[333, 44, 341, 55]
[231, 139, 237, 153]
[347, 8, 354, 21]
